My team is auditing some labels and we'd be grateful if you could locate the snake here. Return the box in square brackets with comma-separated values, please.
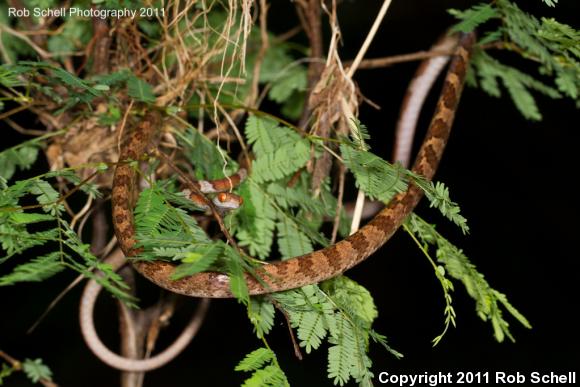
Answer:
[393, 34, 459, 168]
[80, 31, 474, 370]
[111, 32, 475, 298]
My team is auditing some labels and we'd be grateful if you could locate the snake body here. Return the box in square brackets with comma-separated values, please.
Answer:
[82, 32, 474, 370]
[393, 34, 459, 167]
[80, 251, 210, 372]
[112, 33, 474, 298]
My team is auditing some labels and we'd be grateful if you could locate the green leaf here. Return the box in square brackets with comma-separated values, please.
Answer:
[225, 245, 249, 304]
[276, 219, 313, 259]
[470, 50, 561, 120]
[9, 212, 54, 225]
[28, 179, 64, 215]
[252, 139, 310, 183]
[275, 285, 333, 354]
[236, 347, 289, 387]
[127, 76, 156, 103]
[175, 126, 237, 180]
[22, 358, 52, 384]
[268, 67, 307, 103]
[245, 115, 301, 157]
[410, 177, 469, 234]
[236, 181, 276, 258]
[341, 145, 407, 202]
[0, 142, 41, 181]
[0, 252, 63, 285]
[134, 187, 210, 261]
[327, 315, 357, 386]
[323, 277, 377, 327]
[541, 0, 557, 7]
[369, 331, 404, 359]
[248, 297, 275, 339]
[241, 364, 288, 387]
[0, 363, 15, 385]
[407, 214, 531, 342]
[449, 3, 498, 33]
[171, 243, 223, 279]
[235, 347, 274, 372]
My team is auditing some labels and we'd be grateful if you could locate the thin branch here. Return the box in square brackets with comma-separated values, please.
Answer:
[347, 0, 394, 78]
[0, 349, 58, 387]
[350, 49, 454, 69]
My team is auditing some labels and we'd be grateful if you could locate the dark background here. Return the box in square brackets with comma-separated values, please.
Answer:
[2, 1, 579, 386]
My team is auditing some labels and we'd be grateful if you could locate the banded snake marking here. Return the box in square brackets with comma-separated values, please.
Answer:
[80, 32, 475, 371]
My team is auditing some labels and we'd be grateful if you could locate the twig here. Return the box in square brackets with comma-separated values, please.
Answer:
[270, 301, 303, 361]
[248, 0, 269, 108]
[4, 117, 48, 136]
[347, 0, 393, 78]
[0, 350, 20, 368]
[0, 349, 58, 387]
[296, 0, 325, 128]
[330, 163, 346, 244]
[0, 103, 34, 121]
[350, 48, 454, 69]
[0, 24, 81, 59]
[0, 170, 100, 213]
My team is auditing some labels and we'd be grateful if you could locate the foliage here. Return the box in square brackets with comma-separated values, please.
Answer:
[0, 170, 133, 304]
[234, 115, 334, 259]
[342, 127, 469, 233]
[469, 49, 561, 120]
[266, 280, 394, 386]
[406, 214, 532, 342]
[450, 0, 580, 117]
[0, 357, 53, 386]
[235, 347, 289, 387]
[0, 137, 42, 181]
[22, 358, 53, 384]
[1, 0, 568, 384]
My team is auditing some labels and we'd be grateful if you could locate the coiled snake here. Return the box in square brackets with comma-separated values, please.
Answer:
[111, 32, 475, 298]
[80, 32, 474, 371]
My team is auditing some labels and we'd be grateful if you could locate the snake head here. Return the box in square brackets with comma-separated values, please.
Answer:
[214, 192, 243, 210]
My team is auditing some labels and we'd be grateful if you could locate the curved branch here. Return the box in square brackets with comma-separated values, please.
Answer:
[79, 250, 210, 372]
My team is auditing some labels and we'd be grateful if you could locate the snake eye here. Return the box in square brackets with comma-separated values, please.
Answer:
[217, 192, 227, 202]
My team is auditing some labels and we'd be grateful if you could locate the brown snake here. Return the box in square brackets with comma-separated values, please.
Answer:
[111, 32, 475, 298]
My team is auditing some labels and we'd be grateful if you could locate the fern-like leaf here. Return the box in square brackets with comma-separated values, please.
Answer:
[327, 315, 357, 386]
[171, 243, 223, 279]
[0, 143, 40, 181]
[251, 139, 310, 183]
[276, 219, 313, 259]
[449, 3, 498, 33]
[236, 181, 276, 258]
[471, 50, 561, 120]
[248, 297, 276, 339]
[236, 348, 289, 387]
[407, 214, 531, 342]
[245, 115, 301, 157]
[225, 245, 250, 304]
[22, 358, 52, 384]
[127, 76, 156, 103]
[28, 180, 63, 215]
[410, 176, 469, 234]
[236, 347, 275, 372]
[0, 252, 63, 285]
[341, 145, 407, 202]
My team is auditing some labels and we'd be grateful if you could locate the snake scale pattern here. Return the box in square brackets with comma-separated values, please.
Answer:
[111, 33, 475, 298]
